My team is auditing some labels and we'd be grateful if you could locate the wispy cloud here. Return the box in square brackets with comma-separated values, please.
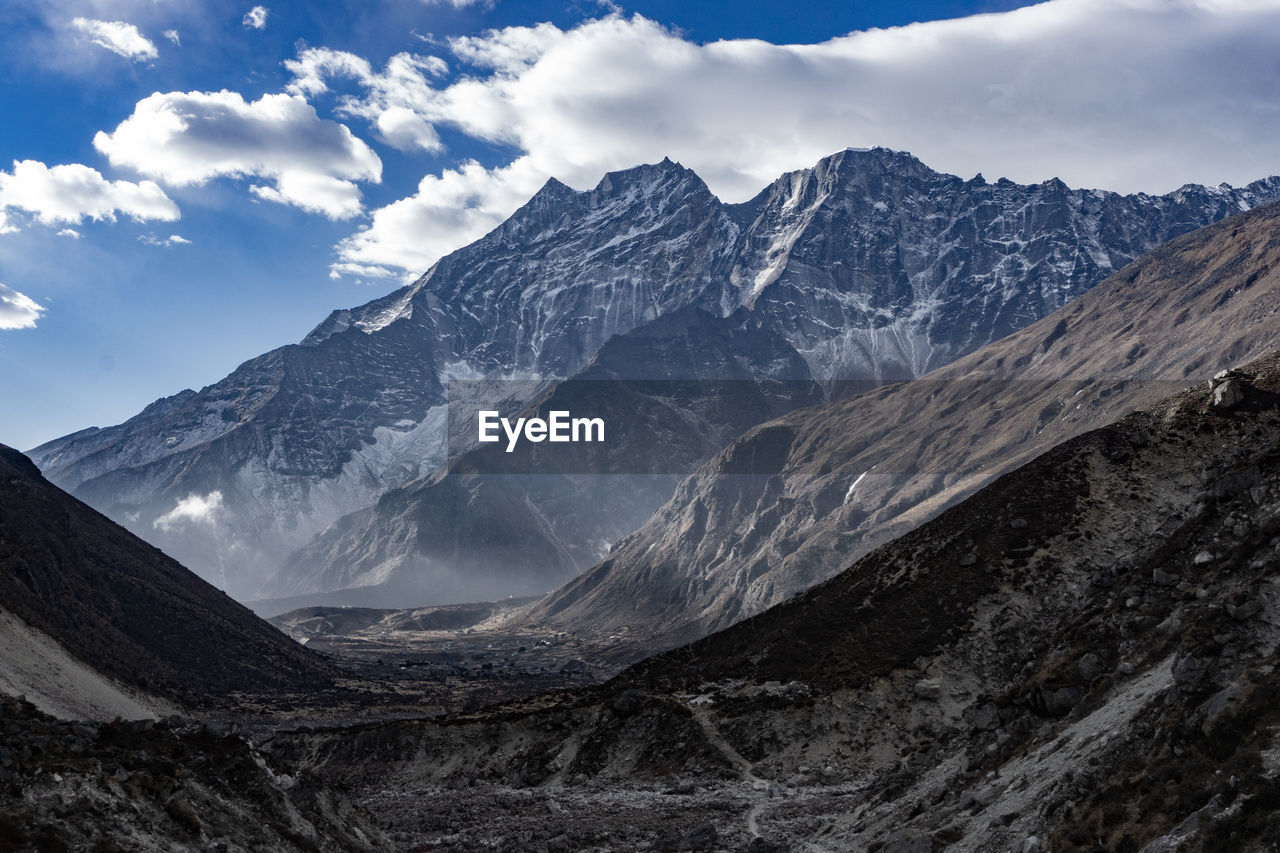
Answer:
[163, 29, 180, 47]
[94, 91, 381, 219]
[69, 17, 158, 62]
[242, 6, 268, 30]
[336, 159, 541, 279]
[0, 283, 46, 331]
[139, 233, 191, 247]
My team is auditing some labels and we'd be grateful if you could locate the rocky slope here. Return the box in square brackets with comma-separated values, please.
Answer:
[530, 199, 1280, 649]
[267, 349, 1280, 852]
[0, 444, 336, 715]
[29, 149, 1280, 602]
[0, 695, 388, 852]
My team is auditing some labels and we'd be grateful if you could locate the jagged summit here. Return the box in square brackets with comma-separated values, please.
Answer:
[823, 144, 931, 175]
[532, 174, 573, 196]
[507, 175, 581, 216]
[591, 156, 708, 199]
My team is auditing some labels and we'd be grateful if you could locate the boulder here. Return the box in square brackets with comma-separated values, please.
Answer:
[1212, 379, 1247, 410]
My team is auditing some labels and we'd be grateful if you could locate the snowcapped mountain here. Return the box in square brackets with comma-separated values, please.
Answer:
[29, 160, 739, 599]
[28, 148, 1280, 601]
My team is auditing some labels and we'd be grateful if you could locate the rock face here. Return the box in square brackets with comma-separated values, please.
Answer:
[27, 148, 1280, 601]
[268, 348, 1280, 852]
[529, 199, 1280, 648]
[0, 444, 336, 711]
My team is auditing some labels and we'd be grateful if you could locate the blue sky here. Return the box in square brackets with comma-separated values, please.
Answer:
[2, 0, 1279, 451]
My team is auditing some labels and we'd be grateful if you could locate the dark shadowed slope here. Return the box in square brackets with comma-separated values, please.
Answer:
[0, 695, 388, 851]
[529, 200, 1280, 649]
[0, 445, 336, 712]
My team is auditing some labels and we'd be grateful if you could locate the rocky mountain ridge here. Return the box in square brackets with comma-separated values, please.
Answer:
[271, 305, 826, 605]
[28, 148, 1280, 602]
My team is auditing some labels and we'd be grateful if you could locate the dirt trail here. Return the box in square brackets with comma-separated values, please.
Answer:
[683, 698, 773, 840]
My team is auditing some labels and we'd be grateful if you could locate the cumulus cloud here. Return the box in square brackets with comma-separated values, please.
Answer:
[69, 17, 158, 61]
[335, 158, 544, 278]
[57, 228, 80, 238]
[93, 91, 381, 219]
[242, 6, 268, 30]
[154, 491, 223, 530]
[309, 0, 1280, 279]
[0, 283, 45, 331]
[0, 159, 179, 230]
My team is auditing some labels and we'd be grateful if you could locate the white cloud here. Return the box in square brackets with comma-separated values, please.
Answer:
[154, 490, 223, 529]
[421, 0, 495, 7]
[93, 91, 382, 219]
[335, 158, 544, 279]
[328, 261, 396, 281]
[0, 159, 179, 230]
[163, 29, 180, 46]
[242, 6, 268, 30]
[286, 49, 449, 152]
[69, 17, 158, 61]
[57, 228, 80, 238]
[139, 233, 190, 246]
[0, 283, 45, 331]
[309, 1, 1280, 279]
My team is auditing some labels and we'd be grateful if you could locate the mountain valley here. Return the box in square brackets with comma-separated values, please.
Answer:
[4, 153, 1280, 853]
[264, 349, 1280, 852]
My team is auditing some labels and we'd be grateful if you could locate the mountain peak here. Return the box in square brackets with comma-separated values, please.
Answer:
[801, 146, 934, 185]
[529, 175, 576, 202]
[592, 157, 706, 198]
[839, 145, 922, 164]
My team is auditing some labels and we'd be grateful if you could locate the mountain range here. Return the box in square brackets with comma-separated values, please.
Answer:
[28, 148, 1280, 608]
